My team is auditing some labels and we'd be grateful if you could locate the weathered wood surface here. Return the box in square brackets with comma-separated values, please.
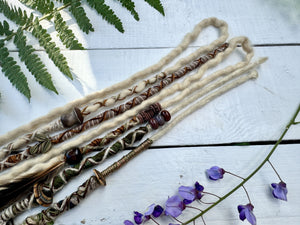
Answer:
[0, 0, 299, 224]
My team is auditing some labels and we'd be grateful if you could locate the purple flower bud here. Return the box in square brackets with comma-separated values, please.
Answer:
[153, 205, 164, 217]
[206, 166, 225, 180]
[124, 220, 134, 225]
[237, 203, 256, 225]
[178, 182, 204, 204]
[271, 181, 288, 201]
[134, 211, 143, 224]
[144, 204, 164, 219]
[165, 195, 185, 217]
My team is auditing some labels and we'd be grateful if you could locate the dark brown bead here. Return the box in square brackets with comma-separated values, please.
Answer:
[149, 118, 159, 130]
[149, 102, 162, 113]
[161, 110, 171, 121]
[61, 107, 83, 128]
[65, 148, 83, 165]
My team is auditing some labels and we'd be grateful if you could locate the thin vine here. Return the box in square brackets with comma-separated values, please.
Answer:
[183, 103, 300, 224]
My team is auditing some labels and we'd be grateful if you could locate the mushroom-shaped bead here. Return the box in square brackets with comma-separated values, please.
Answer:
[61, 107, 83, 128]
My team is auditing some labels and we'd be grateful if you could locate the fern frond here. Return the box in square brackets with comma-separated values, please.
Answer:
[86, 0, 124, 33]
[0, 40, 31, 100]
[31, 18, 73, 79]
[53, 10, 84, 50]
[144, 0, 165, 16]
[116, 0, 139, 21]
[68, 0, 94, 34]
[0, 0, 34, 27]
[0, 20, 13, 36]
[19, 0, 54, 15]
[14, 28, 58, 94]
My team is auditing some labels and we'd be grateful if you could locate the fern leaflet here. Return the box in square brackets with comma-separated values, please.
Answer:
[31, 18, 73, 79]
[144, 0, 165, 16]
[54, 11, 84, 50]
[0, 0, 34, 27]
[19, 0, 54, 15]
[0, 20, 12, 36]
[14, 28, 58, 94]
[86, 0, 124, 33]
[68, 0, 94, 34]
[0, 40, 31, 100]
[116, 0, 139, 21]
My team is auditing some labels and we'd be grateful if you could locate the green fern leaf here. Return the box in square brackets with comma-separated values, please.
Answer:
[86, 0, 124, 33]
[0, 40, 31, 100]
[0, 20, 12, 36]
[54, 10, 84, 50]
[0, 0, 34, 27]
[144, 0, 165, 16]
[116, 0, 139, 21]
[19, 0, 54, 15]
[31, 18, 73, 79]
[14, 28, 58, 94]
[68, 0, 94, 34]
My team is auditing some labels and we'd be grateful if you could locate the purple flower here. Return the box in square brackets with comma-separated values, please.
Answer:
[134, 211, 143, 224]
[144, 204, 164, 219]
[124, 220, 134, 225]
[271, 181, 287, 201]
[237, 203, 256, 225]
[169, 224, 180, 225]
[165, 195, 185, 217]
[206, 166, 225, 180]
[178, 182, 204, 204]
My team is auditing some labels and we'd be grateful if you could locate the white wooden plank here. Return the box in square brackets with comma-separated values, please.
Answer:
[13, 144, 300, 224]
[0, 46, 299, 144]
[1, 0, 299, 51]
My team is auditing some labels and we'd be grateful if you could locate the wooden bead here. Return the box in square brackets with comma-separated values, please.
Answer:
[161, 110, 171, 122]
[65, 148, 83, 165]
[61, 107, 83, 128]
[149, 102, 162, 113]
[149, 118, 159, 130]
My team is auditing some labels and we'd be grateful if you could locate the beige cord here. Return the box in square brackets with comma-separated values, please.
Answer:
[152, 70, 259, 142]
[0, 17, 228, 147]
[0, 36, 264, 185]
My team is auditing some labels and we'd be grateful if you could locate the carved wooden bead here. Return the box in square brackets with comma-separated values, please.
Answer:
[61, 107, 83, 128]
[149, 118, 159, 130]
[65, 148, 83, 165]
[161, 110, 171, 122]
[149, 102, 162, 114]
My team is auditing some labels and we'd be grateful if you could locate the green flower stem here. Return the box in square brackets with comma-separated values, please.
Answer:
[183, 103, 300, 225]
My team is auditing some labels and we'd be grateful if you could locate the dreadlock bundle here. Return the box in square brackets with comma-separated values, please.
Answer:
[0, 17, 267, 224]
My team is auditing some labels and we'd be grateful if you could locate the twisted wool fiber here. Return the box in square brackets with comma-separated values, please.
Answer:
[0, 56, 263, 221]
[0, 36, 254, 186]
[21, 70, 261, 225]
[0, 51, 264, 224]
[0, 17, 228, 147]
[0, 43, 227, 172]
[2, 40, 266, 223]
[0, 120, 147, 223]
